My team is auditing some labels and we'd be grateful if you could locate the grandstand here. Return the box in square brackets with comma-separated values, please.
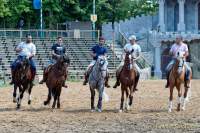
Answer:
[0, 36, 121, 81]
[0, 29, 151, 82]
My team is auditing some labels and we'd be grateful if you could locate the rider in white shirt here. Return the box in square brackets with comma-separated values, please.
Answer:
[113, 35, 141, 91]
[10, 34, 36, 84]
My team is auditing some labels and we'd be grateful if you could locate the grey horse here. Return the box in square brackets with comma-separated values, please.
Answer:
[88, 55, 108, 112]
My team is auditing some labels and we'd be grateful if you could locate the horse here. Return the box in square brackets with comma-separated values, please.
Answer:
[168, 51, 192, 112]
[119, 52, 137, 112]
[12, 56, 33, 109]
[88, 55, 108, 112]
[43, 54, 70, 109]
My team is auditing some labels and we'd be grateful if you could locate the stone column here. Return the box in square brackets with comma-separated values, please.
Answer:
[154, 45, 162, 78]
[152, 31, 162, 79]
[159, 0, 165, 32]
[178, 0, 186, 32]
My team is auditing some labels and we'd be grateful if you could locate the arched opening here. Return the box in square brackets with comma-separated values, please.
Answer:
[161, 46, 172, 78]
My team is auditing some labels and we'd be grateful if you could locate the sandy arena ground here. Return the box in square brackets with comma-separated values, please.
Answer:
[0, 80, 199, 133]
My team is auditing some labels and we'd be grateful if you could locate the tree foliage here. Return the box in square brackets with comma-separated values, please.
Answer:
[0, 0, 158, 29]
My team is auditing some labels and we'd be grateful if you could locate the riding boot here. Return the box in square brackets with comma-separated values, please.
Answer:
[83, 72, 89, 85]
[105, 73, 110, 88]
[62, 74, 68, 88]
[113, 73, 120, 88]
[9, 70, 15, 85]
[39, 68, 48, 84]
[133, 72, 140, 91]
[31, 70, 36, 86]
[165, 72, 170, 88]
[184, 80, 190, 88]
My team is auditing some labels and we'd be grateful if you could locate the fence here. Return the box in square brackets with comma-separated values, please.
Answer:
[0, 29, 100, 39]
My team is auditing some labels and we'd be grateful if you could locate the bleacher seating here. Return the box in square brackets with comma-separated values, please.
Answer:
[0, 37, 121, 80]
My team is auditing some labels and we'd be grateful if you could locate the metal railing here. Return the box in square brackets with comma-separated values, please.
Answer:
[0, 29, 100, 39]
[118, 31, 151, 68]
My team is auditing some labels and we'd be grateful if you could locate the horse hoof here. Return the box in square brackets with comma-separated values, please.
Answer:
[181, 107, 186, 111]
[119, 110, 123, 113]
[28, 100, 31, 105]
[13, 98, 17, 103]
[57, 104, 60, 109]
[44, 101, 49, 106]
[16, 105, 20, 110]
[168, 109, 172, 113]
[91, 109, 95, 112]
[96, 108, 102, 112]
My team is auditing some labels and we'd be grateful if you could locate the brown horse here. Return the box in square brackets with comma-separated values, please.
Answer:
[43, 54, 70, 109]
[119, 52, 136, 112]
[13, 56, 33, 109]
[168, 51, 192, 112]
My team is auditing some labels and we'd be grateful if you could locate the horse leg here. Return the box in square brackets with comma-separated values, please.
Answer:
[182, 86, 189, 111]
[129, 86, 134, 106]
[44, 87, 52, 106]
[17, 87, 25, 109]
[13, 84, 17, 103]
[125, 88, 130, 111]
[90, 87, 95, 112]
[119, 86, 125, 113]
[57, 88, 61, 109]
[28, 83, 33, 105]
[168, 85, 174, 113]
[176, 84, 181, 111]
[97, 85, 104, 112]
[52, 88, 57, 109]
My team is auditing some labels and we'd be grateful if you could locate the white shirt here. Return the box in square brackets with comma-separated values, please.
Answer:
[124, 43, 141, 58]
[17, 42, 36, 57]
[170, 43, 188, 58]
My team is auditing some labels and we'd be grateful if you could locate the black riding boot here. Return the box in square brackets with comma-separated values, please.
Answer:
[113, 74, 120, 88]
[165, 72, 170, 88]
[39, 68, 47, 84]
[9, 70, 15, 85]
[83, 72, 89, 85]
[134, 72, 140, 91]
[105, 73, 110, 88]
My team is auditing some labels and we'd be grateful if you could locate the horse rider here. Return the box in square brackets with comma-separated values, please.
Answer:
[39, 36, 68, 88]
[10, 34, 36, 84]
[113, 35, 141, 91]
[165, 35, 191, 88]
[83, 37, 110, 88]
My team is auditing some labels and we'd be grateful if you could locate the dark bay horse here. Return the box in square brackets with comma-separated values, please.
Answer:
[44, 54, 70, 109]
[89, 55, 108, 112]
[168, 51, 192, 112]
[119, 52, 136, 112]
[13, 56, 33, 109]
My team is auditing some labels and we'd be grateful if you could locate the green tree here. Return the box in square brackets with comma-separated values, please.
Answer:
[0, 0, 11, 28]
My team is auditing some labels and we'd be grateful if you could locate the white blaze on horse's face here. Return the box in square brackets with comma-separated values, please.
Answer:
[176, 51, 185, 59]
[97, 56, 107, 78]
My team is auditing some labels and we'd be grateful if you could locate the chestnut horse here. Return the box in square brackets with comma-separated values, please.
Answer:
[43, 54, 70, 109]
[168, 51, 192, 112]
[12, 56, 33, 109]
[119, 52, 136, 112]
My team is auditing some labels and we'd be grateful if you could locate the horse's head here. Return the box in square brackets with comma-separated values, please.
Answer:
[174, 51, 185, 74]
[96, 55, 108, 78]
[15, 56, 30, 80]
[124, 50, 135, 70]
[57, 54, 70, 65]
